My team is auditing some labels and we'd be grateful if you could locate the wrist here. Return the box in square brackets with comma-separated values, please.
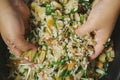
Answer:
[93, 0, 120, 14]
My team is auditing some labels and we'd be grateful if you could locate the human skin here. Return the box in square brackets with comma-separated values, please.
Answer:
[75, 0, 120, 60]
[0, 0, 37, 57]
[0, 0, 120, 60]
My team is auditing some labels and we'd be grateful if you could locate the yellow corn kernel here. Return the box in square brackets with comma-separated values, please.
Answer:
[46, 16, 54, 28]
[25, 51, 34, 61]
[39, 51, 46, 63]
[99, 53, 106, 63]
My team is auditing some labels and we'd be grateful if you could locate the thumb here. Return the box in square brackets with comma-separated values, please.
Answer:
[75, 22, 95, 36]
[14, 36, 37, 53]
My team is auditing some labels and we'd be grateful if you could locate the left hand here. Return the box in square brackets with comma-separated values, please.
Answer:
[0, 0, 37, 57]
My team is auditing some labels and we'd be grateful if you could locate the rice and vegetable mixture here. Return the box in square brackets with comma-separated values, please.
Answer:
[9, 0, 115, 80]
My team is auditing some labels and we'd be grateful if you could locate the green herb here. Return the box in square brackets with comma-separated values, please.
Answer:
[52, 15, 58, 30]
[49, 64, 54, 68]
[75, 66, 82, 74]
[60, 69, 70, 80]
[99, 72, 107, 79]
[53, 61, 63, 65]
[39, 66, 45, 71]
[32, 52, 40, 61]
[81, 70, 87, 77]
[21, 51, 29, 57]
[69, 20, 75, 26]
[63, 56, 69, 61]
[79, 0, 94, 9]
[9, 54, 21, 60]
[104, 41, 111, 47]
[72, 8, 78, 13]
[80, 15, 85, 24]
[53, 68, 59, 74]
[49, 60, 66, 69]
[64, 45, 68, 53]
[96, 69, 106, 78]
[51, 76, 56, 80]
[67, 29, 74, 38]
[34, 72, 39, 80]
[23, 68, 29, 74]
[46, 4, 52, 15]
[46, 6, 59, 16]
[42, 42, 48, 50]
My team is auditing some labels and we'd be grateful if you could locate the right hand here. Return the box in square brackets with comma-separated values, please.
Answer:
[75, 0, 120, 60]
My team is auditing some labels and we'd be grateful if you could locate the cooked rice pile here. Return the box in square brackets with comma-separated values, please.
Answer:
[9, 0, 114, 80]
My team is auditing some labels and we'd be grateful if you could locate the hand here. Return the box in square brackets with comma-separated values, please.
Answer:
[75, 0, 120, 60]
[0, 0, 37, 57]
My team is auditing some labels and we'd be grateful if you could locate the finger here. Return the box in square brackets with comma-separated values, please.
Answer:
[8, 46, 23, 57]
[75, 22, 95, 36]
[90, 30, 109, 60]
[90, 43, 104, 60]
[1, 35, 21, 57]
[14, 36, 37, 53]
[2, 37, 23, 57]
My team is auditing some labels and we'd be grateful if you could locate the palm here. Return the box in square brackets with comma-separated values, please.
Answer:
[0, 0, 37, 57]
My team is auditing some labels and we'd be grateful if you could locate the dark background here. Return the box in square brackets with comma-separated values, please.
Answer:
[100, 16, 120, 80]
[0, 17, 120, 80]
[0, 36, 10, 80]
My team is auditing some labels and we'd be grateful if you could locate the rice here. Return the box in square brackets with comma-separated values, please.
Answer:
[9, 0, 114, 80]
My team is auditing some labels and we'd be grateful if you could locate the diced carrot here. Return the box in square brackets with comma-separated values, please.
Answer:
[68, 61, 76, 71]
[108, 58, 114, 62]
[66, 77, 74, 80]
[69, 26, 75, 32]
[44, 38, 52, 46]
[96, 62, 103, 69]
[56, 77, 61, 80]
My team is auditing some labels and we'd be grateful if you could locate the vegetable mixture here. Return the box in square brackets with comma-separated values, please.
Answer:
[9, 0, 114, 80]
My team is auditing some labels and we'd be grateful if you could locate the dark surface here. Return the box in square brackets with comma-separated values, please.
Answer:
[0, 36, 10, 80]
[0, 17, 120, 80]
[100, 16, 120, 80]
